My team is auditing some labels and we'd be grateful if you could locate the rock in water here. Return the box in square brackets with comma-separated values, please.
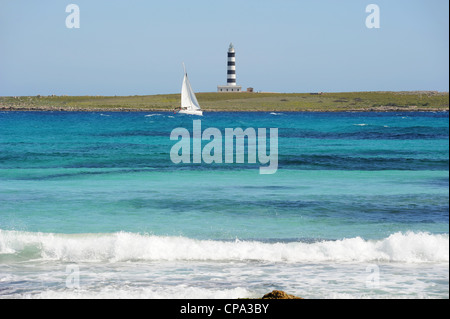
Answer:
[262, 290, 303, 299]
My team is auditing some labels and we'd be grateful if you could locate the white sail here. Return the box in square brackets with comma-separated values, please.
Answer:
[179, 64, 203, 116]
[181, 74, 201, 111]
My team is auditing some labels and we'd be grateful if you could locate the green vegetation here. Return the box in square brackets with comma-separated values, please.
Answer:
[1, 91, 448, 112]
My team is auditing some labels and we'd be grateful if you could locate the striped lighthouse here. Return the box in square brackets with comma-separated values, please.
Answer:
[218, 43, 242, 93]
[227, 43, 237, 86]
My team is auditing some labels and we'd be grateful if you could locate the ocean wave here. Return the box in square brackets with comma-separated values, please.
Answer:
[0, 230, 448, 263]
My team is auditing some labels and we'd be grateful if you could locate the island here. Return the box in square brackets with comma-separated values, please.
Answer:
[1, 91, 448, 112]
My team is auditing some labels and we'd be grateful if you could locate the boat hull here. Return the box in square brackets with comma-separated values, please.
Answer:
[178, 109, 203, 116]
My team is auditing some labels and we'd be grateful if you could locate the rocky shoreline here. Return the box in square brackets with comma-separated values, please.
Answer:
[1, 105, 447, 113]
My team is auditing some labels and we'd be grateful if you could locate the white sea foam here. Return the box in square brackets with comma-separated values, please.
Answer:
[145, 114, 162, 117]
[0, 230, 448, 263]
[32, 286, 253, 300]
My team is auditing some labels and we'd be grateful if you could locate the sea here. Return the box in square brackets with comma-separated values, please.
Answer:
[0, 111, 448, 299]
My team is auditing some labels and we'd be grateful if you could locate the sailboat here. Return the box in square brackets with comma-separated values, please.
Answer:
[178, 63, 203, 116]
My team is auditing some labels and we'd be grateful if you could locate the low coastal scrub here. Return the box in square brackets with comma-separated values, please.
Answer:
[0, 91, 448, 112]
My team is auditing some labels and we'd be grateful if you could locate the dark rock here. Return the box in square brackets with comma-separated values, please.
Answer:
[262, 290, 303, 299]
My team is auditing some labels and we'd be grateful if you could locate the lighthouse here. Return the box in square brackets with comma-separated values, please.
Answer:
[227, 43, 237, 86]
[217, 43, 242, 93]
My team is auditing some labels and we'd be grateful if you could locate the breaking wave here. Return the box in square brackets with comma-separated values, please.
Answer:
[0, 230, 448, 263]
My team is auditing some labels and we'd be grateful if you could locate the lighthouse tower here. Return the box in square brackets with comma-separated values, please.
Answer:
[227, 43, 237, 86]
[218, 43, 242, 93]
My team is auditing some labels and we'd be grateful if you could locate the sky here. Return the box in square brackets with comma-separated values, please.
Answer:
[0, 0, 448, 96]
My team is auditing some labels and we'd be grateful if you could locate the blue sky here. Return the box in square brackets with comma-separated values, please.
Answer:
[0, 0, 448, 96]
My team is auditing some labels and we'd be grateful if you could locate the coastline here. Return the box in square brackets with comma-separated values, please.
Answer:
[1, 91, 448, 113]
[1, 106, 448, 113]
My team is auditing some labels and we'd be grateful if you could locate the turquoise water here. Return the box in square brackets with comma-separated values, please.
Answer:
[0, 111, 448, 298]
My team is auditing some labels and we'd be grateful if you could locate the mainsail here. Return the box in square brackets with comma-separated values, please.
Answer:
[181, 64, 201, 111]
